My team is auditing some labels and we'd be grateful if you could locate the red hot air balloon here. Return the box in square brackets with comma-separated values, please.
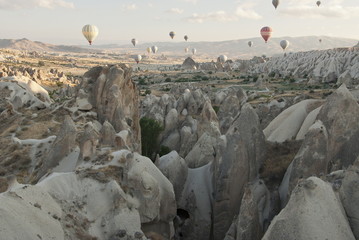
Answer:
[260, 26, 273, 43]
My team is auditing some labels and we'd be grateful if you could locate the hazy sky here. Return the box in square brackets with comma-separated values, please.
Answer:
[0, 0, 358, 45]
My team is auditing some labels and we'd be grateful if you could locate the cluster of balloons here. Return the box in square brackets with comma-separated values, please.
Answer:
[267, 0, 323, 51]
[259, 25, 287, 52]
[81, 0, 326, 64]
[272, 0, 321, 9]
[82, 25, 194, 64]
[85, 2, 320, 64]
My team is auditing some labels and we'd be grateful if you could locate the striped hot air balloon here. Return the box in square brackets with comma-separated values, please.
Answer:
[260, 26, 273, 43]
[82, 24, 99, 45]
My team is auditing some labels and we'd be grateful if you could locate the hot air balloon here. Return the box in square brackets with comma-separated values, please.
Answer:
[248, 41, 253, 47]
[316, 1, 321, 6]
[134, 55, 142, 64]
[82, 24, 99, 45]
[184, 35, 188, 41]
[280, 40, 289, 51]
[192, 48, 196, 55]
[131, 38, 138, 47]
[219, 55, 228, 63]
[169, 31, 175, 39]
[272, 0, 279, 9]
[260, 26, 273, 43]
[185, 47, 189, 53]
[151, 46, 158, 54]
[147, 47, 152, 54]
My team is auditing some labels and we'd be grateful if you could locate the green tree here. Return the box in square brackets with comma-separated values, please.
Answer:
[159, 145, 171, 157]
[140, 117, 164, 160]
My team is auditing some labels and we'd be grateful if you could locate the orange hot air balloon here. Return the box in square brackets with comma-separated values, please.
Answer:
[260, 26, 273, 43]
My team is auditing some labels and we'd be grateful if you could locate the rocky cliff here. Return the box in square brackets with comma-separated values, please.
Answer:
[248, 47, 359, 87]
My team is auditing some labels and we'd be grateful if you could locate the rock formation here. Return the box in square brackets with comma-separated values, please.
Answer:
[212, 103, 266, 240]
[264, 99, 324, 143]
[248, 48, 359, 86]
[2, 55, 359, 240]
[77, 64, 141, 152]
[264, 177, 356, 240]
[224, 179, 271, 240]
[339, 162, 359, 239]
[182, 57, 198, 70]
[0, 65, 177, 240]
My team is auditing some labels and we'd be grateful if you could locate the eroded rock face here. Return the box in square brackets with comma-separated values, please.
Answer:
[184, 132, 217, 168]
[1, 148, 177, 240]
[100, 120, 117, 147]
[212, 103, 266, 240]
[38, 172, 145, 240]
[316, 84, 359, 171]
[157, 150, 214, 240]
[35, 115, 77, 181]
[0, 64, 178, 240]
[156, 151, 188, 203]
[0, 185, 65, 240]
[182, 57, 198, 70]
[141, 93, 177, 128]
[248, 48, 359, 86]
[215, 86, 248, 134]
[176, 162, 214, 240]
[77, 65, 141, 152]
[279, 120, 329, 206]
[224, 179, 271, 240]
[339, 163, 359, 239]
[141, 88, 220, 161]
[264, 99, 324, 143]
[263, 177, 356, 240]
[0, 76, 51, 110]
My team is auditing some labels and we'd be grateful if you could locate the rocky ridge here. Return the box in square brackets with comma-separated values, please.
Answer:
[1, 60, 359, 240]
[248, 47, 359, 87]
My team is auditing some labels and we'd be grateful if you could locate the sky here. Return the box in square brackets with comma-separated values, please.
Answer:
[0, 0, 358, 45]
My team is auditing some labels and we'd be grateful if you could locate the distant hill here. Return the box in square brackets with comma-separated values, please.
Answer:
[0, 38, 100, 53]
[0, 37, 357, 59]
[93, 36, 358, 59]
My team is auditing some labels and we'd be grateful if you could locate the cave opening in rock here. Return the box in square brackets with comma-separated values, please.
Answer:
[177, 208, 190, 220]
